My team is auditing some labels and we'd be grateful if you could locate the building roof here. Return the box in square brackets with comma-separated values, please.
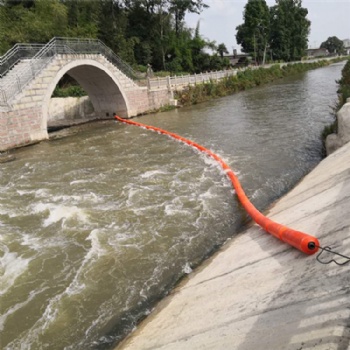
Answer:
[343, 39, 350, 48]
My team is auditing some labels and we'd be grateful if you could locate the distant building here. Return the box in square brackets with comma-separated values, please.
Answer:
[343, 39, 350, 55]
[224, 50, 252, 67]
[306, 48, 329, 57]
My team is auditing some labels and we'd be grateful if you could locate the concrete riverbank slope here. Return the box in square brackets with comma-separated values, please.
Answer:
[117, 141, 350, 349]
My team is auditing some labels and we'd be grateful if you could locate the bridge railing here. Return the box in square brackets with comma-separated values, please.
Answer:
[48, 38, 145, 81]
[148, 69, 239, 91]
[0, 37, 145, 106]
[0, 38, 63, 106]
[0, 43, 46, 78]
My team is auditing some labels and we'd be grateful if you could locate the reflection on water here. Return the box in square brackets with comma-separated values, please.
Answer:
[0, 62, 344, 349]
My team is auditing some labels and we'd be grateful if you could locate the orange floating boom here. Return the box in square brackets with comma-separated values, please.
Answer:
[115, 115, 319, 255]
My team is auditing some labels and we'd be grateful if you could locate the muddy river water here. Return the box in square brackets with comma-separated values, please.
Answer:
[0, 62, 345, 349]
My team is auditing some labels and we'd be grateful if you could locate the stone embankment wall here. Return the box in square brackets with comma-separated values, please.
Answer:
[48, 97, 95, 127]
[48, 91, 173, 128]
[326, 98, 350, 155]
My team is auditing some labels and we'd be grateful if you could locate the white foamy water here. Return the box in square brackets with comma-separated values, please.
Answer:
[3, 228, 112, 349]
[31, 202, 89, 227]
[0, 244, 30, 296]
[140, 169, 168, 179]
[70, 179, 91, 185]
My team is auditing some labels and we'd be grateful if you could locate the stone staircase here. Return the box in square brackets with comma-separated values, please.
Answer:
[0, 59, 46, 107]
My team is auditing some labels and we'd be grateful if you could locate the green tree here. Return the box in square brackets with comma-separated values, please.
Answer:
[236, 0, 270, 65]
[165, 27, 195, 73]
[190, 21, 214, 72]
[124, 0, 210, 71]
[64, 0, 100, 38]
[217, 43, 229, 59]
[97, 0, 137, 63]
[0, 0, 67, 53]
[270, 0, 310, 61]
[320, 36, 345, 55]
[168, 0, 208, 34]
[0, 0, 218, 73]
[124, 0, 172, 70]
[28, 0, 68, 41]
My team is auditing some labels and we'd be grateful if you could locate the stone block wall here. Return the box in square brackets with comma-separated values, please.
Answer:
[124, 88, 172, 116]
[148, 89, 174, 111]
[0, 106, 46, 151]
[48, 96, 96, 125]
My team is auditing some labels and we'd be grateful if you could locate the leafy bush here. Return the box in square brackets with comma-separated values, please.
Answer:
[52, 85, 87, 98]
[134, 65, 148, 73]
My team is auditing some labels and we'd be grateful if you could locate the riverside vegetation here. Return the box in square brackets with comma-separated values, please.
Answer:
[175, 58, 348, 106]
[322, 58, 350, 141]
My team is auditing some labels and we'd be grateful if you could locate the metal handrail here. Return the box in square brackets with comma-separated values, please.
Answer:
[51, 38, 144, 80]
[0, 37, 145, 106]
[0, 43, 45, 77]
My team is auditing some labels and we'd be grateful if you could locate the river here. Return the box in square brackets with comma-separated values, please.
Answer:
[0, 62, 345, 349]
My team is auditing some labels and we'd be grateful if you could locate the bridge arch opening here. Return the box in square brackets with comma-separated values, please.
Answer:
[48, 75, 94, 131]
[44, 60, 130, 132]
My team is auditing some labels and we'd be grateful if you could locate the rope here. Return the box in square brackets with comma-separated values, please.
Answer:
[115, 115, 348, 265]
[316, 246, 350, 266]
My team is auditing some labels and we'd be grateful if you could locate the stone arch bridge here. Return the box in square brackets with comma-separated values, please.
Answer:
[0, 38, 173, 151]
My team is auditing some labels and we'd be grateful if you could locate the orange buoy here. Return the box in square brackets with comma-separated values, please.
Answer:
[115, 115, 319, 255]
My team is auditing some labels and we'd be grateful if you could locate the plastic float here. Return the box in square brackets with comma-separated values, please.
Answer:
[115, 115, 320, 255]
